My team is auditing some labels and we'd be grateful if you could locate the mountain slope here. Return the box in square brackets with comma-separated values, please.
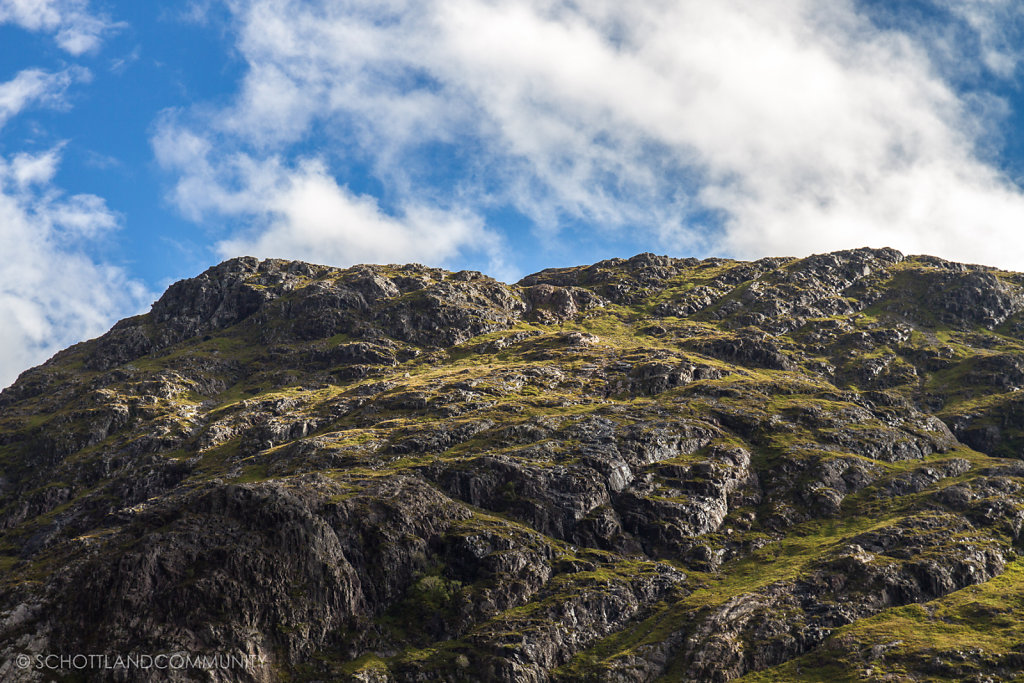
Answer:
[2, 249, 1024, 681]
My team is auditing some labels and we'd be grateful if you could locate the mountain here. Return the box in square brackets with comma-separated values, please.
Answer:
[3, 248, 1024, 681]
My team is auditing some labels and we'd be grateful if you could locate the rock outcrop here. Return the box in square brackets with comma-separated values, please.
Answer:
[3, 248, 1024, 682]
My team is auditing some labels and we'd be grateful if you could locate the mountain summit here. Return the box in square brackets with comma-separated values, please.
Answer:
[3, 248, 1024, 681]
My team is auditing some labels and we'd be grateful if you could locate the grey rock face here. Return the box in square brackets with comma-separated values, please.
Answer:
[4, 248, 1024, 682]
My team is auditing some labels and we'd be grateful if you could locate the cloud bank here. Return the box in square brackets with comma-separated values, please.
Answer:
[154, 0, 1024, 272]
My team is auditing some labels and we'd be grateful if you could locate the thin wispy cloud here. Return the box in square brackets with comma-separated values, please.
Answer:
[154, 0, 1024, 271]
[937, 0, 1024, 78]
[0, 67, 83, 128]
[0, 0, 122, 54]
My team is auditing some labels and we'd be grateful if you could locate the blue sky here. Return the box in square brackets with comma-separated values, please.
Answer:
[2, 0, 1024, 387]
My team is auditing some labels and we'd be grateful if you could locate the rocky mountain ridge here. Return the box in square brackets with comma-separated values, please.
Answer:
[2, 248, 1024, 681]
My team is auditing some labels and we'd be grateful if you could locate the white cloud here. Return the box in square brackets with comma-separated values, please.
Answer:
[936, 0, 1024, 78]
[0, 3, 143, 389]
[0, 0, 121, 54]
[214, 162, 496, 269]
[0, 67, 83, 129]
[178, 1, 214, 25]
[0, 147, 149, 389]
[159, 0, 1024, 271]
[152, 122, 512, 277]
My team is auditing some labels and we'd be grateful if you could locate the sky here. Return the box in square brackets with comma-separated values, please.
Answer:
[2, 0, 1024, 388]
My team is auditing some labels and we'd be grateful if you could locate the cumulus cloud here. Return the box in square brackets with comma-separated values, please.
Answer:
[213, 165, 496, 270]
[0, 147, 149, 389]
[152, 122, 507, 274]
[159, 0, 1024, 271]
[0, 0, 121, 54]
